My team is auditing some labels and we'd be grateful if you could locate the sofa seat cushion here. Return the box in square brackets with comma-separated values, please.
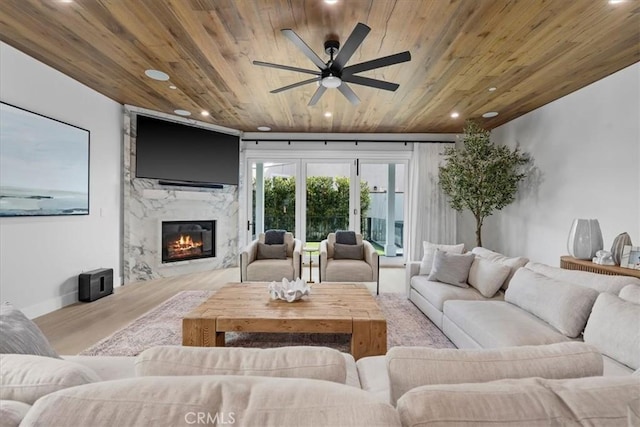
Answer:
[325, 259, 372, 282]
[411, 276, 500, 312]
[21, 376, 401, 427]
[135, 346, 347, 384]
[246, 258, 294, 281]
[396, 376, 640, 427]
[0, 354, 101, 404]
[443, 300, 571, 348]
[386, 342, 603, 405]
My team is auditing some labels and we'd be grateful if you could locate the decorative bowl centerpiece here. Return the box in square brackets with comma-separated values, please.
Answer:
[268, 278, 311, 302]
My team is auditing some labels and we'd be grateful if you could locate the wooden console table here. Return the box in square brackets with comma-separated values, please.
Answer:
[560, 256, 640, 279]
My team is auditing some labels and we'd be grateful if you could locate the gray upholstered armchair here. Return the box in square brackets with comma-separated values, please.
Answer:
[319, 232, 380, 294]
[240, 231, 302, 282]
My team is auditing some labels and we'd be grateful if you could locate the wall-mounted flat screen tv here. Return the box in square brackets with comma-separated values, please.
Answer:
[0, 102, 90, 217]
[135, 115, 240, 186]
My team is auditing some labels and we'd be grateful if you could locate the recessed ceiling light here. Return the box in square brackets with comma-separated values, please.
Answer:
[488, 87, 497, 92]
[609, 0, 625, 4]
[450, 112, 459, 119]
[324, 0, 338, 4]
[144, 69, 170, 81]
[58, 0, 73, 3]
[174, 109, 191, 116]
[324, 112, 332, 118]
[201, 111, 209, 117]
[257, 126, 271, 131]
[482, 111, 499, 118]
[168, 85, 177, 90]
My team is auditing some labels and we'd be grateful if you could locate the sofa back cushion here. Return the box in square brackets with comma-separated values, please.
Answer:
[467, 257, 512, 297]
[386, 342, 603, 405]
[471, 247, 528, 289]
[505, 268, 599, 338]
[0, 354, 101, 404]
[525, 261, 639, 294]
[583, 293, 640, 370]
[135, 345, 347, 384]
[20, 376, 401, 427]
[396, 376, 640, 427]
[419, 242, 465, 275]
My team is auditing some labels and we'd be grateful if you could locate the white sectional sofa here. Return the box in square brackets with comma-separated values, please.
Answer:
[407, 247, 640, 376]
[3, 343, 639, 426]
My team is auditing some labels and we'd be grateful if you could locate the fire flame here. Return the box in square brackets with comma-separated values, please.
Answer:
[172, 235, 202, 251]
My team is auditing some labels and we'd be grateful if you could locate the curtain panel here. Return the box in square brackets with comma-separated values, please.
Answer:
[407, 143, 457, 261]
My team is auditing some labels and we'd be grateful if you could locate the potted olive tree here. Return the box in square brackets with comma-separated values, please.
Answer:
[439, 121, 530, 247]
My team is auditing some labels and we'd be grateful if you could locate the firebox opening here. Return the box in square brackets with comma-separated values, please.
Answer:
[162, 220, 215, 263]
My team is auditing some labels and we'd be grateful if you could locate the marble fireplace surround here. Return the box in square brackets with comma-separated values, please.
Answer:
[123, 107, 240, 284]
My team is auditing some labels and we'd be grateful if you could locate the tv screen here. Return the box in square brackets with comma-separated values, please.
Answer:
[135, 115, 239, 186]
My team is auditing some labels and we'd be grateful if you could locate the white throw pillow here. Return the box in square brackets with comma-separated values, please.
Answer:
[468, 257, 511, 297]
[427, 250, 475, 288]
[419, 242, 464, 275]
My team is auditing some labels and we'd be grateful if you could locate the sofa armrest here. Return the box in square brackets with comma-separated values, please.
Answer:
[363, 241, 380, 282]
[240, 239, 259, 282]
[386, 342, 604, 405]
[320, 240, 328, 282]
[405, 261, 421, 297]
[293, 239, 303, 279]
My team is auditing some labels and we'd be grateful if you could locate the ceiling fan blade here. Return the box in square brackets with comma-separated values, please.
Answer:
[331, 22, 371, 72]
[253, 61, 321, 76]
[281, 29, 327, 70]
[337, 83, 360, 105]
[342, 51, 411, 76]
[270, 77, 320, 94]
[308, 85, 327, 106]
[341, 75, 400, 91]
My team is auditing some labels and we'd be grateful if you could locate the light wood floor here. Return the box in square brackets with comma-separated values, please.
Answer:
[34, 266, 406, 355]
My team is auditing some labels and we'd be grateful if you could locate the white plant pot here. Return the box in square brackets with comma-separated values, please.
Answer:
[567, 219, 603, 260]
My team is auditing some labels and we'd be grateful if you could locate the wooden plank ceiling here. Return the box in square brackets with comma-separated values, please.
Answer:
[0, 0, 638, 133]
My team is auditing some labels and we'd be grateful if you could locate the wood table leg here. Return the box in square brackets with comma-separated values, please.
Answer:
[182, 317, 217, 346]
[351, 318, 387, 360]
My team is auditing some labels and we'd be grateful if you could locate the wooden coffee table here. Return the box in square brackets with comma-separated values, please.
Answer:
[182, 282, 386, 360]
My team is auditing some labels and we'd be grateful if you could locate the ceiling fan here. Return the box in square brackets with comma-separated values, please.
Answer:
[253, 22, 411, 106]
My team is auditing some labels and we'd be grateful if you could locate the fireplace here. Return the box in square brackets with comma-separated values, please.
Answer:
[162, 220, 215, 263]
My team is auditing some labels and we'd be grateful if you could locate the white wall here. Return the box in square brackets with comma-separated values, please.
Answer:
[0, 43, 122, 318]
[461, 63, 640, 266]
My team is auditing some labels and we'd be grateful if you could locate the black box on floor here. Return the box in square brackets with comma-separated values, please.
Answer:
[79, 268, 114, 302]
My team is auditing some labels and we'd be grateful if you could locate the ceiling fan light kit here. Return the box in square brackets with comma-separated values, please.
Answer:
[253, 22, 411, 106]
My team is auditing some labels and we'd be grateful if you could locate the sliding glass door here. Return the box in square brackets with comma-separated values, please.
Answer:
[248, 160, 297, 240]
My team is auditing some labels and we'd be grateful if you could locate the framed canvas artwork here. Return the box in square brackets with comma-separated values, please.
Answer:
[0, 102, 89, 216]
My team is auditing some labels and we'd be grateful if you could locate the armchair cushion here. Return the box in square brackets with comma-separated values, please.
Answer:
[264, 229, 285, 245]
[333, 243, 364, 260]
[335, 230, 357, 245]
[257, 243, 287, 260]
